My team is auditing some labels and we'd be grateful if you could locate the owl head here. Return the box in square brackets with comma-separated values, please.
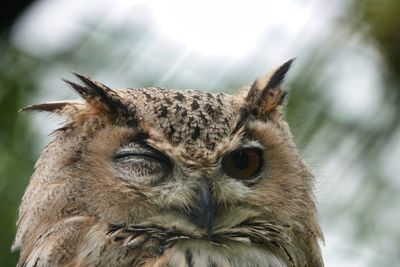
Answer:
[14, 60, 323, 266]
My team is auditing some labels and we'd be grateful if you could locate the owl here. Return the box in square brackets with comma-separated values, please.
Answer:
[13, 59, 324, 267]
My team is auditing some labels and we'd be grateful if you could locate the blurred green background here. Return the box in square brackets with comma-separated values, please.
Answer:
[1, 0, 399, 266]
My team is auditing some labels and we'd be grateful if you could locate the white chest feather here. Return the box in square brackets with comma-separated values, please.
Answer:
[162, 240, 288, 267]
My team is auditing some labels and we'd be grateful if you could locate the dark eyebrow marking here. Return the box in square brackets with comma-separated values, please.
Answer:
[131, 131, 149, 143]
[230, 107, 251, 135]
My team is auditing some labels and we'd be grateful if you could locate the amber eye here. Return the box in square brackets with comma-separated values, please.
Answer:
[222, 147, 263, 179]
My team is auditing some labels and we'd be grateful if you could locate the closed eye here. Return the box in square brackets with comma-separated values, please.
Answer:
[114, 143, 172, 185]
[114, 148, 172, 166]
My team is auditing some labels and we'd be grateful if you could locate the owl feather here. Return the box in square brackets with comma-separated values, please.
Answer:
[14, 60, 324, 267]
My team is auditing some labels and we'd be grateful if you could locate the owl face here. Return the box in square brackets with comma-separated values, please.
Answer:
[82, 88, 272, 226]
[15, 60, 324, 266]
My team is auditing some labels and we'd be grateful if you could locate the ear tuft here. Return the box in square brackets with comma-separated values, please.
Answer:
[261, 58, 295, 91]
[63, 73, 138, 126]
[63, 73, 125, 114]
[243, 58, 295, 119]
[20, 101, 84, 115]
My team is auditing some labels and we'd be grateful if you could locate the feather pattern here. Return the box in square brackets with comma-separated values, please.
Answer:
[14, 62, 324, 267]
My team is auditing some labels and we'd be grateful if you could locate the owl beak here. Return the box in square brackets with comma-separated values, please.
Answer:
[193, 182, 216, 235]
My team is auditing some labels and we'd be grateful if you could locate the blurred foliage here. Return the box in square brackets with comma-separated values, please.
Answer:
[0, 44, 39, 265]
[0, 0, 400, 266]
[359, 0, 400, 80]
[0, 0, 35, 32]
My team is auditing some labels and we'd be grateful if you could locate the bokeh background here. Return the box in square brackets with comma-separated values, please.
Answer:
[1, 0, 399, 266]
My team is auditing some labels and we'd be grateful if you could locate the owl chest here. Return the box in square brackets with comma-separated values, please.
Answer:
[143, 240, 288, 267]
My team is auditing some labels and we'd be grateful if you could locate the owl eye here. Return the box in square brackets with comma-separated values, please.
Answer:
[114, 144, 172, 185]
[222, 147, 263, 179]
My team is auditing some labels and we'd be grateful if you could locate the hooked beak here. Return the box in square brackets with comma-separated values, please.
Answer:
[191, 182, 216, 235]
